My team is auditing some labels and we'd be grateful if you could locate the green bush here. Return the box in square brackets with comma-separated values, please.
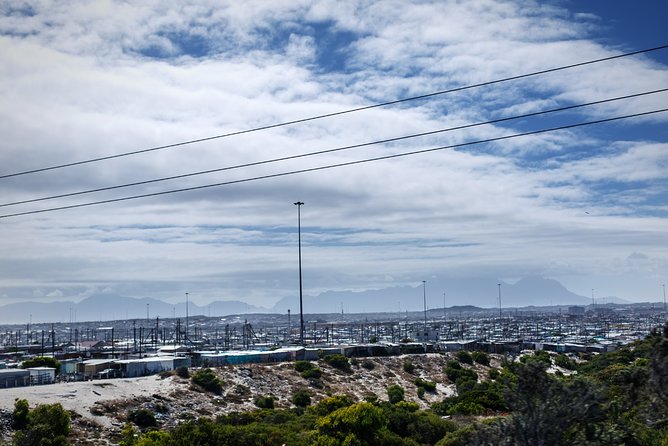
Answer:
[128, 408, 157, 429]
[403, 360, 416, 374]
[361, 359, 375, 370]
[387, 385, 405, 404]
[300, 368, 322, 379]
[322, 354, 351, 373]
[292, 389, 312, 407]
[445, 362, 477, 383]
[417, 387, 425, 399]
[414, 378, 437, 392]
[295, 360, 323, 379]
[294, 360, 314, 373]
[472, 351, 490, 366]
[456, 351, 473, 365]
[175, 366, 190, 378]
[254, 395, 275, 409]
[191, 368, 223, 394]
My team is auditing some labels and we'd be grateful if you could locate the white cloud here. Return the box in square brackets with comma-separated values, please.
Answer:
[0, 0, 666, 311]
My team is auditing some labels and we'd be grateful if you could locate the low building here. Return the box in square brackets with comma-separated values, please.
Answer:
[0, 369, 30, 388]
[28, 367, 55, 385]
[79, 359, 115, 378]
[114, 356, 190, 378]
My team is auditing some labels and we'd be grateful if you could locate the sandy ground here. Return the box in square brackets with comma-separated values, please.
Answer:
[0, 376, 177, 428]
[0, 353, 483, 444]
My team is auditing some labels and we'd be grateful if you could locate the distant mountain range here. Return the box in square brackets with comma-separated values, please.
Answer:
[0, 294, 265, 325]
[270, 276, 605, 314]
[0, 276, 631, 324]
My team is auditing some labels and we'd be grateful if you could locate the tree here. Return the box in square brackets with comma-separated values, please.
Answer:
[20, 357, 61, 374]
[316, 402, 387, 445]
[13, 399, 29, 430]
[503, 361, 604, 446]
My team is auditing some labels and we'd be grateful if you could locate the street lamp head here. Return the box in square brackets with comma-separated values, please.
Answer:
[294, 201, 304, 206]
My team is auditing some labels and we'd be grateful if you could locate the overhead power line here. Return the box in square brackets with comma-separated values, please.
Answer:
[1, 43, 667, 180]
[1, 107, 665, 220]
[1, 87, 666, 209]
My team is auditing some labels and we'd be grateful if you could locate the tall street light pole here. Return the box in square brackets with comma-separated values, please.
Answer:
[294, 201, 305, 346]
[497, 283, 502, 318]
[663, 284, 666, 313]
[422, 280, 427, 330]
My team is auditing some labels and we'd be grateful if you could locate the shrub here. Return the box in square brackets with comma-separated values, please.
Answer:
[414, 378, 437, 392]
[292, 389, 311, 407]
[191, 368, 223, 394]
[128, 408, 157, 429]
[322, 354, 351, 373]
[175, 366, 190, 378]
[403, 360, 416, 374]
[387, 384, 405, 404]
[361, 359, 375, 370]
[295, 360, 323, 379]
[255, 395, 275, 409]
[472, 351, 490, 366]
[446, 362, 477, 383]
[294, 361, 314, 373]
[456, 351, 473, 365]
[301, 368, 322, 379]
[417, 387, 425, 399]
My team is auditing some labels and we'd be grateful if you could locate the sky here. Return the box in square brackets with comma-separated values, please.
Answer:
[0, 0, 667, 314]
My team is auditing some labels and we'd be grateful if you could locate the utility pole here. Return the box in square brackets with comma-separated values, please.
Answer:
[185, 292, 189, 344]
[294, 201, 305, 346]
[443, 291, 446, 319]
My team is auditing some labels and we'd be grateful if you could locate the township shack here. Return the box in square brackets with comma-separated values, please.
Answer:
[114, 356, 190, 378]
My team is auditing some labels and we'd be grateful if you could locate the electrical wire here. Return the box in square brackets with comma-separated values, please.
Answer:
[1, 88, 666, 209]
[1, 107, 665, 220]
[1, 44, 667, 180]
